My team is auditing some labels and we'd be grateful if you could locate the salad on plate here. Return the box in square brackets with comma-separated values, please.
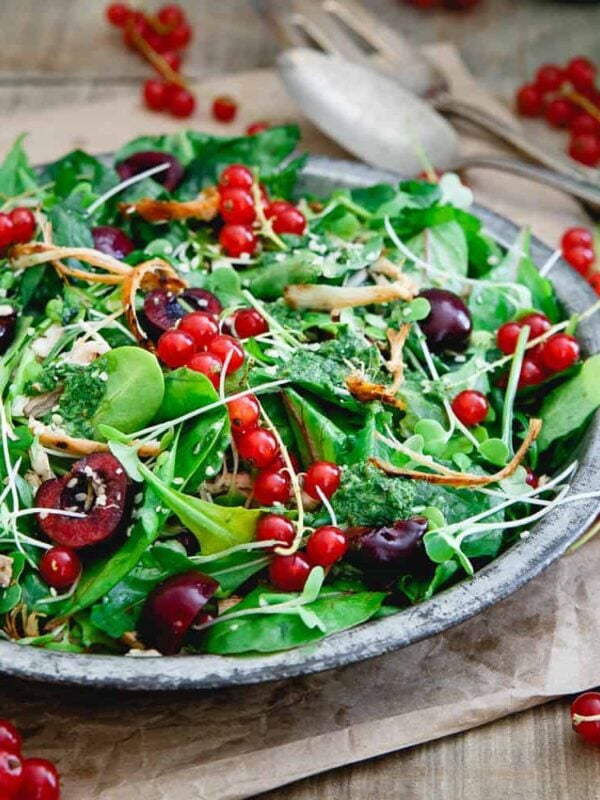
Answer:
[0, 124, 598, 657]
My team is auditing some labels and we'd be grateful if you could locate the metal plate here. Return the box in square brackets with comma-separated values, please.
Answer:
[0, 156, 598, 690]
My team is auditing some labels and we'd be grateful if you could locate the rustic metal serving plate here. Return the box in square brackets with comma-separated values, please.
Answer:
[0, 156, 598, 690]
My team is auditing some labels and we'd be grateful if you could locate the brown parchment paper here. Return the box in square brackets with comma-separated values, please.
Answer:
[0, 45, 597, 800]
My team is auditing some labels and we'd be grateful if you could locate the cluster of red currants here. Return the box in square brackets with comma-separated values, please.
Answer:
[0, 718, 60, 799]
[496, 312, 580, 388]
[216, 163, 307, 258]
[403, 0, 481, 10]
[0, 207, 36, 250]
[560, 226, 600, 296]
[515, 57, 600, 167]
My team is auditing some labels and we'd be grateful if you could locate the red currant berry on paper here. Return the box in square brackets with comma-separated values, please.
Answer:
[143, 79, 170, 111]
[570, 113, 600, 137]
[165, 23, 192, 49]
[106, 2, 130, 26]
[168, 87, 195, 118]
[0, 750, 23, 798]
[516, 84, 543, 117]
[157, 4, 186, 29]
[246, 121, 269, 136]
[15, 757, 60, 800]
[534, 63, 564, 93]
[565, 57, 597, 92]
[451, 390, 489, 426]
[161, 50, 182, 73]
[569, 133, 600, 167]
[571, 692, 600, 746]
[545, 98, 575, 129]
[212, 95, 238, 123]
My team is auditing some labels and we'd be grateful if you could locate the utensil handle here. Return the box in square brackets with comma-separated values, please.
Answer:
[459, 154, 600, 210]
[437, 94, 600, 184]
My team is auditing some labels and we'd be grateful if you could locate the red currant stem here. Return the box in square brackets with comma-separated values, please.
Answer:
[125, 20, 189, 89]
[0, 182, 53, 211]
[561, 88, 600, 125]
[240, 289, 301, 347]
[190, 540, 278, 563]
[572, 712, 600, 725]
[256, 401, 305, 555]
[501, 325, 530, 454]
[249, 176, 288, 251]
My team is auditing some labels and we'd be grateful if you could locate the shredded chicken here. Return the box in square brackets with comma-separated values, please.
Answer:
[29, 421, 160, 458]
[0, 555, 13, 590]
[119, 186, 220, 223]
[370, 256, 411, 283]
[386, 324, 411, 393]
[9, 242, 131, 277]
[284, 279, 416, 311]
[371, 418, 542, 487]
[345, 372, 405, 409]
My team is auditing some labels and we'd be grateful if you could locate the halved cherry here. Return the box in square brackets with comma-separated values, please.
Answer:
[115, 150, 184, 192]
[348, 517, 429, 585]
[36, 454, 130, 549]
[0, 308, 17, 356]
[142, 288, 222, 340]
[92, 226, 134, 260]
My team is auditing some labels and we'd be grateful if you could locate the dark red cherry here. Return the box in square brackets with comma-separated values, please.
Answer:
[91, 226, 134, 260]
[115, 150, 184, 192]
[142, 288, 221, 339]
[0, 308, 17, 356]
[36, 453, 129, 549]
[140, 570, 219, 654]
[348, 517, 429, 585]
[418, 288, 472, 352]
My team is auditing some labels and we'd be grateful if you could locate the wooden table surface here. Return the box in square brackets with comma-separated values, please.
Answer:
[2, 2, 599, 799]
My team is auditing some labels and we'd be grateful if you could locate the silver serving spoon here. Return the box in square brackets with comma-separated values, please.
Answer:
[278, 48, 600, 210]
[256, 0, 600, 186]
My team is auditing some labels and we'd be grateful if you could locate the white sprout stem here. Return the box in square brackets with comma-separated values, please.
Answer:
[218, 349, 235, 400]
[316, 486, 337, 527]
[241, 289, 301, 348]
[0, 457, 22, 508]
[539, 249, 562, 277]
[11, 508, 86, 520]
[0, 401, 25, 560]
[501, 324, 529, 455]
[85, 162, 170, 217]
[87, 309, 136, 342]
[190, 539, 279, 563]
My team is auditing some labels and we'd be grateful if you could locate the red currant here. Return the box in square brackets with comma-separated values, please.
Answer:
[527, 342, 546, 367]
[570, 113, 600, 137]
[157, 4, 186, 29]
[306, 525, 347, 566]
[0, 214, 15, 248]
[525, 468, 539, 489]
[562, 226, 593, 251]
[0, 749, 22, 797]
[590, 273, 600, 296]
[165, 23, 192, 49]
[569, 133, 600, 167]
[207, 334, 245, 374]
[219, 164, 254, 192]
[15, 757, 59, 800]
[571, 692, 600, 746]
[256, 513, 295, 549]
[231, 308, 269, 339]
[451, 390, 489, 426]
[564, 245, 595, 275]
[518, 357, 546, 388]
[303, 461, 342, 501]
[219, 224, 256, 258]
[265, 200, 293, 219]
[39, 547, 81, 590]
[187, 352, 222, 387]
[534, 63, 564, 93]
[237, 427, 278, 468]
[106, 2, 130, 26]
[496, 321, 522, 354]
[157, 329, 196, 369]
[565, 57, 597, 92]
[246, 121, 269, 135]
[0, 722, 21, 756]
[227, 394, 260, 433]
[212, 95, 238, 123]
[516, 84, 543, 117]
[168, 87, 195, 118]
[272, 207, 306, 235]
[143, 79, 170, 111]
[219, 188, 256, 225]
[178, 312, 219, 348]
[9, 208, 35, 244]
[254, 468, 291, 505]
[545, 98, 575, 129]
[541, 333, 579, 372]
[519, 312, 551, 339]
[161, 50, 181, 72]
[269, 553, 311, 591]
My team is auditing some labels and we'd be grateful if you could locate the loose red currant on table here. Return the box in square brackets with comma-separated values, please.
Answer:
[143, 79, 170, 111]
[212, 95, 238, 123]
[207, 334, 245, 373]
[161, 50, 182, 72]
[219, 224, 256, 258]
[9, 207, 36, 243]
[303, 461, 342, 501]
[545, 98, 575, 129]
[157, 4, 186, 29]
[272, 207, 307, 236]
[0, 213, 14, 248]
[562, 226, 593, 251]
[237, 427, 278, 468]
[15, 757, 60, 800]
[534, 63, 564, 93]
[256, 513, 295, 549]
[569, 133, 600, 167]
[253, 467, 291, 505]
[571, 692, 600, 746]
[165, 22, 192, 49]
[541, 333, 580, 372]
[219, 164, 254, 192]
[168, 86, 195, 118]
[306, 526, 348, 567]
[0, 722, 21, 756]
[571, 113, 600, 137]
[0, 749, 23, 798]
[178, 312, 218, 348]
[187, 352, 222, 387]
[157, 329, 196, 369]
[106, 2, 130, 26]
[565, 56, 597, 92]
[269, 553, 311, 591]
[228, 394, 260, 432]
[516, 84, 543, 117]
[219, 188, 256, 225]
[564, 245, 595, 276]
[496, 321, 523, 354]
[451, 390, 489, 427]
[246, 121, 269, 136]
[39, 547, 81, 590]
[231, 308, 269, 339]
